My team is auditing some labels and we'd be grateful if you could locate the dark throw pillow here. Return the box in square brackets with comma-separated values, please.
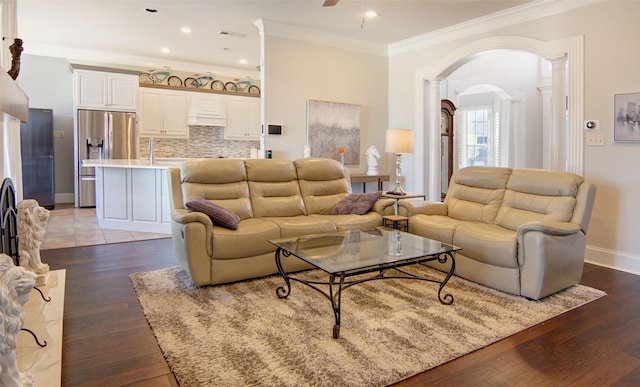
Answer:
[330, 191, 383, 215]
[185, 197, 240, 230]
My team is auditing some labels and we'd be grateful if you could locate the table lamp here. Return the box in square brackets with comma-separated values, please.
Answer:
[385, 128, 414, 195]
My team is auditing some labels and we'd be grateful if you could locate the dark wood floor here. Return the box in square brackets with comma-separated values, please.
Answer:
[42, 239, 640, 386]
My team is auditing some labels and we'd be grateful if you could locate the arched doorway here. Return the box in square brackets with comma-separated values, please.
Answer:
[413, 35, 584, 201]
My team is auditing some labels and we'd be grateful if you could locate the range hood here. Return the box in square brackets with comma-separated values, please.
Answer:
[187, 115, 226, 127]
[186, 92, 226, 127]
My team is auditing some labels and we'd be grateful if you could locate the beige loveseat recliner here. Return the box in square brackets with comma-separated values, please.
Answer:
[167, 157, 395, 286]
[399, 166, 596, 300]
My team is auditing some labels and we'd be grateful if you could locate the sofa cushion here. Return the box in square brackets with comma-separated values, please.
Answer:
[296, 158, 351, 215]
[182, 158, 246, 184]
[507, 168, 583, 196]
[185, 197, 240, 230]
[181, 158, 253, 220]
[245, 159, 306, 218]
[313, 212, 382, 231]
[212, 218, 280, 259]
[445, 167, 512, 223]
[267, 216, 337, 238]
[409, 214, 470, 245]
[452, 223, 518, 268]
[330, 191, 383, 215]
[495, 169, 582, 231]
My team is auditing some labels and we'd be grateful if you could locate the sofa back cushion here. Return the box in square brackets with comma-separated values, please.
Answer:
[180, 159, 253, 220]
[445, 167, 512, 223]
[495, 169, 583, 231]
[295, 158, 351, 215]
[245, 159, 306, 217]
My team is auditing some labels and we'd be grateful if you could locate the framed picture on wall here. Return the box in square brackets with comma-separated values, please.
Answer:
[614, 92, 640, 142]
[306, 100, 361, 164]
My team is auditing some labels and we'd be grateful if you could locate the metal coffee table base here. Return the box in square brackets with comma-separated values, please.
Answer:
[274, 248, 456, 339]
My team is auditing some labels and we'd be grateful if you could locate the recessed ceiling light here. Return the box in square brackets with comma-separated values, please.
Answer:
[365, 10, 378, 18]
[239, 59, 247, 64]
[160, 47, 170, 54]
[180, 26, 192, 34]
[145, 8, 158, 13]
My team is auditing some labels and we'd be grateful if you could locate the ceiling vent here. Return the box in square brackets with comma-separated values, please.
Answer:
[218, 30, 246, 38]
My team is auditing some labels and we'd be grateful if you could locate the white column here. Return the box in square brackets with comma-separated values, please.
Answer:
[550, 56, 567, 171]
[510, 99, 524, 169]
[538, 85, 552, 169]
[501, 99, 512, 167]
[1, 0, 18, 71]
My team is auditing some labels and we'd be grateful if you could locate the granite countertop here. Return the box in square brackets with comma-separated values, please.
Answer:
[82, 158, 199, 169]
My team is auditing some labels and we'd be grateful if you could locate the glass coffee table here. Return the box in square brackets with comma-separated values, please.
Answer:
[269, 227, 461, 338]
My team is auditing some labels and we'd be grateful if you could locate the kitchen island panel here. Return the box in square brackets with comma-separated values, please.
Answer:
[131, 169, 160, 223]
[101, 167, 129, 221]
[89, 161, 173, 233]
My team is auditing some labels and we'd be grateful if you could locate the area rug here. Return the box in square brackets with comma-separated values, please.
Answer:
[130, 266, 606, 387]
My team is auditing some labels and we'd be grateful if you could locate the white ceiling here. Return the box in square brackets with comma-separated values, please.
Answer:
[17, 0, 532, 73]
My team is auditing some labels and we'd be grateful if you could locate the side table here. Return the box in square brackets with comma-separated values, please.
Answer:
[382, 215, 409, 231]
[350, 174, 390, 192]
[381, 192, 426, 215]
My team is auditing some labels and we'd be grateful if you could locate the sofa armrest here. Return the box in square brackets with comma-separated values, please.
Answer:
[517, 220, 586, 299]
[398, 200, 448, 217]
[170, 208, 215, 286]
[517, 220, 582, 238]
[372, 198, 396, 215]
[171, 208, 213, 226]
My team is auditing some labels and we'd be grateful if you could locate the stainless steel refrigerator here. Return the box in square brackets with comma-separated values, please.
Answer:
[77, 109, 136, 207]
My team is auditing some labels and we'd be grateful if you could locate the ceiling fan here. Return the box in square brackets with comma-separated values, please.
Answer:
[323, 0, 339, 6]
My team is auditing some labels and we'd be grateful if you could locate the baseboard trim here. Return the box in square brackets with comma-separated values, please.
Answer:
[55, 193, 74, 204]
[585, 245, 640, 276]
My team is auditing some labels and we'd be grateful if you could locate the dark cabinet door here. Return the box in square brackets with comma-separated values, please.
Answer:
[20, 108, 55, 209]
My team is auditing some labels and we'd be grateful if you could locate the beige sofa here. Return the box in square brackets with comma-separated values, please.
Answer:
[167, 157, 395, 286]
[399, 166, 596, 300]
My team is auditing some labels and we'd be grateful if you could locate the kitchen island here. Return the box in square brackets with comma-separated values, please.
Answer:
[82, 159, 191, 233]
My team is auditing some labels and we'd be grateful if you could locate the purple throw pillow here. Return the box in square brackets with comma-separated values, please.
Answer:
[330, 191, 383, 215]
[185, 197, 240, 230]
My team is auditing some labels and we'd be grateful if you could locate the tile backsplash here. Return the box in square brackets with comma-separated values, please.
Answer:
[138, 126, 260, 159]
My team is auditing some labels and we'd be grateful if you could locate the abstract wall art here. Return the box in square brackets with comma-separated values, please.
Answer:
[306, 100, 360, 165]
[614, 92, 640, 142]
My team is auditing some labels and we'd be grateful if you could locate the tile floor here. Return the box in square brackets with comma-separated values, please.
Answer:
[42, 204, 170, 250]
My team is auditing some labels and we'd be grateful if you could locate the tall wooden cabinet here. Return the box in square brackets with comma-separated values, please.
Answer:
[441, 99, 456, 200]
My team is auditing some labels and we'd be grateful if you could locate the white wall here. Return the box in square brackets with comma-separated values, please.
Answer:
[262, 35, 389, 177]
[388, 0, 640, 273]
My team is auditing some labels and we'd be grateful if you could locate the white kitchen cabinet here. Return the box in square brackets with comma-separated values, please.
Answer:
[138, 87, 188, 138]
[225, 96, 261, 140]
[187, 92, 226, 126]
[74, 69, 138, 111]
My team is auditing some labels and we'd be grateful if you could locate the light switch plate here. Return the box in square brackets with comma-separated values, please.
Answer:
[53, 130, 65, 138]
[586, 134, 605, 146]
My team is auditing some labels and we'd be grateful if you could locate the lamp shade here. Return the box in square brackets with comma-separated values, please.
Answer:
[385, 128, 414, 154]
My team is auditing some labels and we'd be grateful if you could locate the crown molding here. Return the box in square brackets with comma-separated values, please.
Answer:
[257, 19, 387, 57]
[22, 43, 258, 78]
[389, 0, 606, 57]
